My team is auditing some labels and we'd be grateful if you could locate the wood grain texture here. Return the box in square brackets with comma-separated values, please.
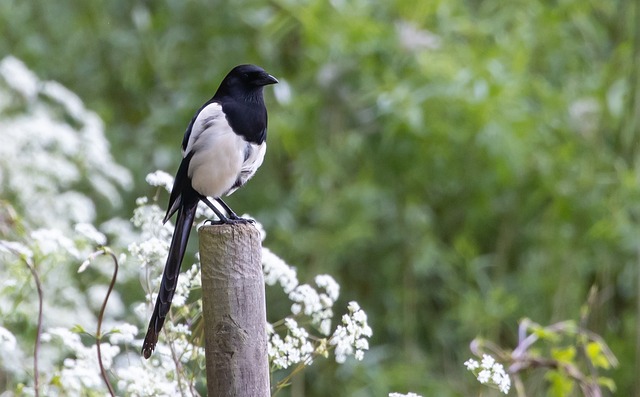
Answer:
[198, 223, 269, 397]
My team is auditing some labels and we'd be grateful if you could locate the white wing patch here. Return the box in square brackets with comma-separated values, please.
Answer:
[185, 102, 266, 198]
[183, 102, 225, 157]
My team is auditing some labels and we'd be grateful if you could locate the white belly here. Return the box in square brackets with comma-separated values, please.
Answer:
[188, 128, 245, 197]
[185, 102, 266, 198]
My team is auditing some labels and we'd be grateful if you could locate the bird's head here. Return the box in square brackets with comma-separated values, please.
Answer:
[218, 64, 278, 101]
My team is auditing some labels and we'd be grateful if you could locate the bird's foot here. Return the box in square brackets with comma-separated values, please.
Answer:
[204, 216, 255, 225]
[203, 218, 226, 226]
[228, 213, 256, 224]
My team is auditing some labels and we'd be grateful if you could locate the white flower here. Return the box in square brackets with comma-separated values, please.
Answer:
[0, 240, 34, 259]
[291, 303, 302, 315]
[498, 373, 512, 394]
[465, 354, 511, 394]
[0, 56, 39, 99]
[315, 274, 340, 302]
[0, 56, 131, 232]
[329, 301, 372, 363]
[481, 354, 496, 369]
[262, 248, 299, 293]
[477, 369, 491, 384]
[75, 223, 107, 245]
[0, 326, 17, 351]
[464, 358, 479, 370]
[289, 284, 321, 316]
[128, 237, 169, 269]
[171, 263, 200, 307]
[491, 363, 511, 394]
[108, 323, 139, 344]
[145, 170, 174, 192]
[31, 228, 80, 258]
[389, 393, 422, 397]
[115, 355, 183, 396]
[130, 202, 171, 241]
[44, 327, 121, 393]
[267, 317, 314, 369]
[285, 276, 340, 335]
[319, 319, 332, 336]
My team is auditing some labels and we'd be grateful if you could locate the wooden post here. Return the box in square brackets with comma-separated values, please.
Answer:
[198, 223, 270, 397]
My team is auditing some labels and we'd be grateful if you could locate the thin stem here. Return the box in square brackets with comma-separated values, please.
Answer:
[637, 243, 640, 395]
[166, 318, 188, 397]
[273, 362, 307, 396]
[24, 258, 42, 397]
[577, 287, 600, 393]
[94, 249, 118, 397]
[512, 374, 526, 397]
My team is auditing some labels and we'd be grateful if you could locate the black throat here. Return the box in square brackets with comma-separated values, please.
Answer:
[219, 94, 268, 145]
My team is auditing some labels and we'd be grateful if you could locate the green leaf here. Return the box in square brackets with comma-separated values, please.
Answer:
[586, 341, 611, 369]
[50, 374, 62, 387]
[551, 346, 576, 365]
[545, 369, 574, 397]
[598, 376, 616, 393]
[532, 326, 560, 342]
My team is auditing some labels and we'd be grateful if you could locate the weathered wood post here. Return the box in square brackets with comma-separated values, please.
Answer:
[198, 223, 270, 397]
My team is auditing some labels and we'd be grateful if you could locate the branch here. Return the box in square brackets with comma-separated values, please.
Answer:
[82, 248, 118, 397]
[24, 258, 42, 397]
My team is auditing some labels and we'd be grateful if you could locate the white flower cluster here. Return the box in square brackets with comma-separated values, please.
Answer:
[329, 301, 372, 363]
[288, 276, 337, 336]
[0, 60, 206, 395]
[116, 359, 183, 397]
[1, 224, 124, 341]
[108, 323, 139, 345]
[74, 223, 107, 246]
[389, 393, 423, 397]
[130, 183, 201, 313]
[30, 228, 81, 258]
[263, 248, 341, 335]
[172, 263, 201, 307]
[0, 240, 33, 259]
[0, 326, 17, 351]
[110, 321, 199, 397]
[128, 198, 171, 270]
[145, 170, 174, 193]
[263, 247, 299, 293]
[268, 318, 315, 369]
[263, 235, 371, 367]
[0, 56, 131, 230]
[42, 327, 121, 394]
[131, 197, 172, 240]
[464, 354, 511, 394]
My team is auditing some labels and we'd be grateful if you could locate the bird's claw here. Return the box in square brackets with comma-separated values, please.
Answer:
[203, 218, 226, 226]
[204, 217, 255, 225]
[228, 214, 255, 224]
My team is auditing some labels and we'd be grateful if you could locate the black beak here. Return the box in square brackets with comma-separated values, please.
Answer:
[259, 73, 278, 86]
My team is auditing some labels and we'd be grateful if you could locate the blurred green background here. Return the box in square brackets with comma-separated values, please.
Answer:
[1, 0, 638, 395]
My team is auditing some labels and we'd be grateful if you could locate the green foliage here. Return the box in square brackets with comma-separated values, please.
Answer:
[546, 370, 575, 397]
[470, 315, 619, 396]
[2, 0, 638, 395]
[585, 341, 611, 370]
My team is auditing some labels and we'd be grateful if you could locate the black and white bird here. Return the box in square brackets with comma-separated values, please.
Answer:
[141, 64, 278, 359]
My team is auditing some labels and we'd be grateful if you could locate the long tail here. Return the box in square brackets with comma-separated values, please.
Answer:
[141, 195, 198, 359]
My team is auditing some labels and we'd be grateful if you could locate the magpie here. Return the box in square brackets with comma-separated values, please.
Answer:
[141, 64, 278, 359]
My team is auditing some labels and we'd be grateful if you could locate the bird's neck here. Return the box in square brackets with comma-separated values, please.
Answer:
[242, 87, 265, 104]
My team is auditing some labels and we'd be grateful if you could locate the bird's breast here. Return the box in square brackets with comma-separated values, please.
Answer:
[186, 102, 265, 198]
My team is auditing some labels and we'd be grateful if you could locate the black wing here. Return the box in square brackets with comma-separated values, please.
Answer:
[163, 151, 195, 224]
